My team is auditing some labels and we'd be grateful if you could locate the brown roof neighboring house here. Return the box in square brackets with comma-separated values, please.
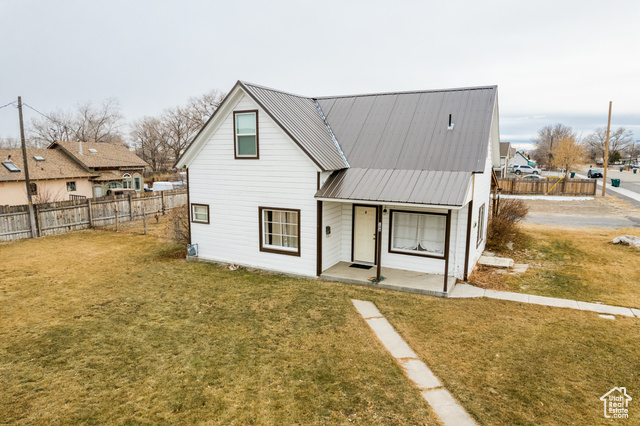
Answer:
[499, 141, 511, 157]
[49, 141, 148, 169]
[0, 149, 95, 182]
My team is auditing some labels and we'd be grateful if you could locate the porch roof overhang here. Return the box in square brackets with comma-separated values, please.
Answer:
[315, 168, 472, 209]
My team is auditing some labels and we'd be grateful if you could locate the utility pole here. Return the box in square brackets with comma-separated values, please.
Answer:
[602, 101, 612, 197]
[18, 96, 38, 238]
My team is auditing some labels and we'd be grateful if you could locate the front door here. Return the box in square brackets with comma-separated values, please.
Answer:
[353, 205, 377, 264]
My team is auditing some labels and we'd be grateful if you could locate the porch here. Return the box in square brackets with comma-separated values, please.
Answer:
[320, 261, 457, 297]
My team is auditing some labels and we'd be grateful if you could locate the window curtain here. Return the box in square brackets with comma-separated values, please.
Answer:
[392, 212, 445, 255]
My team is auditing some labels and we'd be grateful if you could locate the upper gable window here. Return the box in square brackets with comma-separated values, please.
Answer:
[234, 110, 259, 159]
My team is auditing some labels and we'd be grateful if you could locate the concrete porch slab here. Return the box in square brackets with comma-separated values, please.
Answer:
[321, 262, 456, 297]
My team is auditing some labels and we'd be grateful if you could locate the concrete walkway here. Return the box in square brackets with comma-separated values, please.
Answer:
[450, 284, 640, 318]
[351, 299, 477, 425]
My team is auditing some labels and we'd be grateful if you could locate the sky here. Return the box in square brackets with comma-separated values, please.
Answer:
[1, 0, 639, 150]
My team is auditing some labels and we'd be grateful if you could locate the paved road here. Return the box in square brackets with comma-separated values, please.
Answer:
[578, 167, 640, 208]
[525, 213, 640, 228]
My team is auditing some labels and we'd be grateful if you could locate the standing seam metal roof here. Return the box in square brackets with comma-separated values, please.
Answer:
[240, 82, 348, 171]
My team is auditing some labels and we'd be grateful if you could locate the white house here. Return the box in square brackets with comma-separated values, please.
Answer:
[177, 81, 500, 296]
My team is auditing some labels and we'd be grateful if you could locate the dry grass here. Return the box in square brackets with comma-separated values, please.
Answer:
[500, 224, 640, 308]
[1, 230, 639, 424]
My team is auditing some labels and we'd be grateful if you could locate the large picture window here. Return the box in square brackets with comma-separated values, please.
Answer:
[389, 210, 446, 258]
[259, 207, 300, 256]
[234, 110, 259, 159]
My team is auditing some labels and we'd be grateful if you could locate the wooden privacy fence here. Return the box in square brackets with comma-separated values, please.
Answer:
[0, 189, 187, 242]
[496, 178, 597, 196]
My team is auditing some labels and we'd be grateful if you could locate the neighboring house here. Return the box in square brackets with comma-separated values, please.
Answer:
[495, 141, 512, 177]
[177, 81, 500, 294]
[49, 141, 148, 197]
[1, 149, 94, 206]
[509, 150, 536, 168]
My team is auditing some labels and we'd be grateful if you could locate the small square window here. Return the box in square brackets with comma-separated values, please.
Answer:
[66, 181, 76, 192]
[191, 204, 210, 224]
[234, 111, 259, 159]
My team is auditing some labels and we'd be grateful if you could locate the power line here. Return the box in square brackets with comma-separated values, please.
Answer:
[0, 101, 17, 110]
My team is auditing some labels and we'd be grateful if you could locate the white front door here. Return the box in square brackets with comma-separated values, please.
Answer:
[353, 205, 377, 264]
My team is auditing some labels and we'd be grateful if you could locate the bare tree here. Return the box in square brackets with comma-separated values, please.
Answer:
[162, 106, 195, 162]
[130, 117, 169, 171]
[185, 89, 225, 129]
[29, 98, 125, 146]
[74, 99, 125, 144]
[532, 124, 576, 168]
[29, 109, 76, 147]
[550, 136, 586, 173]
[584, 127, 633, 162]
[0, 137, 21, 148]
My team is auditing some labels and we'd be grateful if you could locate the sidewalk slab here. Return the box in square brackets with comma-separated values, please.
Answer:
[576, 301, 635, 317]
[351, 299, 383, 319]
[485, 289, 530, 303]
[400, 359, 441, 390]
[365, 317, 418, 359]
[422, 389, 477, 426]
[448, 283, 485, 298]
[632, 308, 640, 318]
[528, 295, 580, 310]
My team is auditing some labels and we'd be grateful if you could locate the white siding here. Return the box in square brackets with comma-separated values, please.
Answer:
[189, 93, 320, 277]
[335, 203, 465, 278]
[321, 201, 342, 270]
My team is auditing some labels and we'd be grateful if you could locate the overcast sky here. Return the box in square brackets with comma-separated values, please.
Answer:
[1, 0, 639, 148]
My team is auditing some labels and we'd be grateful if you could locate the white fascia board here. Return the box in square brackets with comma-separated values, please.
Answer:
[315, 198, 463, 211]
[490, 95, 501, 168]
[176, 86, 245, 169]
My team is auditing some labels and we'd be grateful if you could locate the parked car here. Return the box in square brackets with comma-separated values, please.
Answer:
[106, 188, 137, 196]
[522, 174, 546, 180]
[512, 164, 541, 175]
[587, 168, 603, 178]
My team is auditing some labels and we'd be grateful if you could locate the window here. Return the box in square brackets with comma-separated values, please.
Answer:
[133, 174, 142, 191]
[389, 210, 446, 258]
[477, 204, 486, 247]
[191, 204, 210, 224]
[234, 110, 258, 159]
[29, 182, 38, 195]
[259, 207, 300, 256]
[66, 181, 76, 192]
[2, 162, 20, 172]
[122, 173, 132, 189]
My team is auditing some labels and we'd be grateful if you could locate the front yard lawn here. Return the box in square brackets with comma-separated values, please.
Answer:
[499, 224, 640, 308]
[1, 229, 638, 424]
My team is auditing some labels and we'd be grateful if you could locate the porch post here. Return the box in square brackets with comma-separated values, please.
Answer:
[376, 205, 383, 282]
[463, 200, 473, 281]
[443, 209, 452, 292]
[316, 200, 323, 277]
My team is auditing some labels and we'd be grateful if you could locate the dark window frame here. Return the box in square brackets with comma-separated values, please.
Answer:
[234, 110, 259, 159]
[388, 209, 448, 259]
[476, 203, 486, 248]
[191, 203, 210, 224]
[29, 182, 38, 195]
[258, 206, 301, 257]
[66, 181, 76, 192]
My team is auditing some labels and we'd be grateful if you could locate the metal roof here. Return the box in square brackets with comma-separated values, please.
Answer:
[240, 82, 348, 171]
[315, 168, 471, 206]
[316, 86, 496, 173]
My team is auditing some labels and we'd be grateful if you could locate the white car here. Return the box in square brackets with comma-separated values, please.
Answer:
[522, 174, 546, 180]
[512, 164, 541, 175]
